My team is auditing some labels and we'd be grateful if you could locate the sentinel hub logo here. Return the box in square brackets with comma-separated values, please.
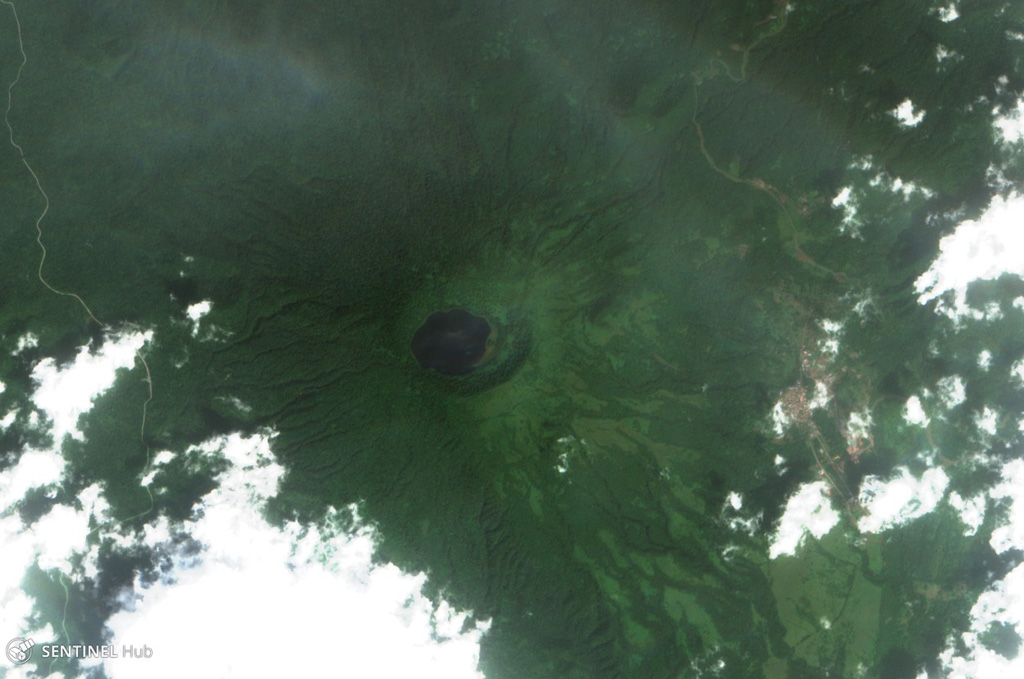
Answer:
[6, 638, 34, 665]
[6, 638, 154, 665]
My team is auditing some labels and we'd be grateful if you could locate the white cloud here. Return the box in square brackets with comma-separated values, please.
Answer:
[904, 395, 930, 426]
[941, 561, 1024, 678]
[857, 467, 949, 533]
[152, 450, 176, 467]
[832, 186, 853, 207]
[989, 458, 1024, 554]
[942, 458, 1024, 676]
[185, 301, 212, 338]
[915, 165, 1024, 673]
[218, 396, 252, 415]
[10, 332, 38, 355]
[842, 289, 875, 320]
[1, 332, 135, 647]
[833, 186, 864, 238]
[937, 375, 967, 409]
[103, 553, 488, 679]
[819, 319, 843, 355]
[770, 401, 790, 436]
[30, 330, 151, 444]
[995, 97, 1024, 144]
[949, 491, 986, 536]
[5, 330, 487, 679]
[845, 409, 873, 442]
[182, 301, 232, 343]
[0, 513, 40, 643]
[0, 448, 64, 512]
[979, 350, 993, 370]
[915, 193, 1024, 319]
[868, 174, 934, 201]
[722, 492, 761, 536]
[892, 99, 925, 128]
[769, 482, 840, 559]
[186, 301, 211, 322]
[31, 504, 93, 573]
[0, 483, 111, 647]
[809, 381, 831, 409]
[94, 431, 489, 679]
[936, 2, 959, 22]
[976, 407, 999, 437]
[935, 44, 962, 65]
